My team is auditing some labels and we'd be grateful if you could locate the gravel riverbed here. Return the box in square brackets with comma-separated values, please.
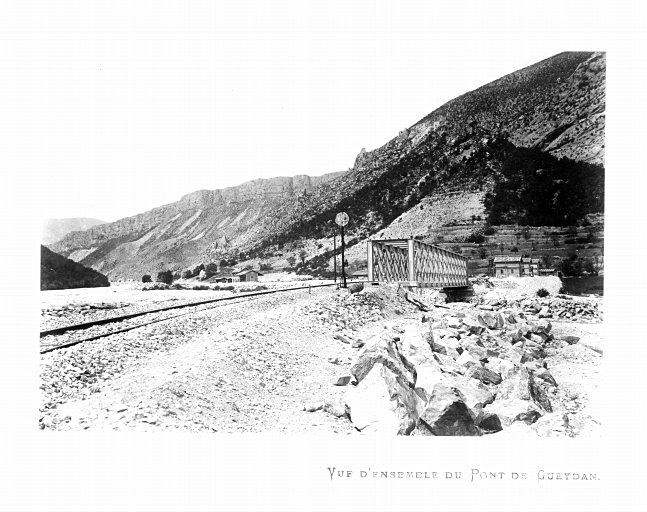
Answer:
[39, 282, 603, 435]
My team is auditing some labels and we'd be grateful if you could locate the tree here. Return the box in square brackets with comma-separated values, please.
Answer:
[142, 274, 152, 283]
[156, 270, 173, 284]
[286, 256, 296, 267]
[465, 230, 485, 244]
[484, 147, 604, 226]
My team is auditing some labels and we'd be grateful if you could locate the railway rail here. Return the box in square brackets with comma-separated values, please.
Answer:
[40, 282, 343, 354]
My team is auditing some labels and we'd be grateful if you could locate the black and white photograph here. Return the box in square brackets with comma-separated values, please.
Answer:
[2, 1, 645, 511]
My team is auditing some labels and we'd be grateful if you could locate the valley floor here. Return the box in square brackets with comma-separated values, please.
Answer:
[39, 281, 603, 436]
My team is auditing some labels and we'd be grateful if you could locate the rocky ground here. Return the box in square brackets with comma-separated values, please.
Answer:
[39, 279, 603, 436]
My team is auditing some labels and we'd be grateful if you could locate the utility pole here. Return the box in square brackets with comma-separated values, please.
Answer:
[333, 232, 337, 282]
[335, 212, 349, 288]
[340, 224, 347, 288]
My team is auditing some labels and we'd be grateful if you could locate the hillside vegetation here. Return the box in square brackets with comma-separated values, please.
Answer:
[41, 246, 110, 290]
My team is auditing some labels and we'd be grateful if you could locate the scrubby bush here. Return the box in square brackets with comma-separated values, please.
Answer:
[142, 274, 152, 283]
[466, 230, 486, 244]
[181, 270, 193, 279]
[192, 285, 210, 290]
[536, 288, 550, 298]
[156, 270, 174, 285]
[205, 262, 218, 276]
[482, 225, 497, 236]
[239, 285, 268, 293]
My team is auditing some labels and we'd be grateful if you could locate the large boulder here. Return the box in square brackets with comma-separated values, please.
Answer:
[453, 377, 496, 420]
[461, 318, 485, 335]
[415, 383, 481, 436]
[477, 312, 504, 330]
[414, 362, 445, 402]
[398, 324, 435, 367]
[350, 334, 414, 385]
[482, 398, 543, 427]
[485, 357, 516, 379]
[466, 365, 502, 385]
[345, 362, 422, 434]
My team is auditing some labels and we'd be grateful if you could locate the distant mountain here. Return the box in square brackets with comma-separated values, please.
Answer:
[50, 51, 604, 280]
[41, 245, 110, 290]
[42, 218, 106, 245]
[49, 173, 344, 279]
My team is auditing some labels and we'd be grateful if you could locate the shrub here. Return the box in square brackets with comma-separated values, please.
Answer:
[205, 262, 218, 276]
[239, 285, 268, 293]
[482, 225, 497, 236]
[536, 288, 550, 298]
[192, 285, 210, 290]
[181, 270, 193, 279]
[156, 270, 174, 285]
[465, 231, 486, 244]
[142, 274, 152, 283]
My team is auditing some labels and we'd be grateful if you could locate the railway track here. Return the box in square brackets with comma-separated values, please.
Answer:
[40, 282, 342, 354]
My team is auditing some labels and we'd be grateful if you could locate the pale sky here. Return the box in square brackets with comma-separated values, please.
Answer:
[4, 1, 615, 222]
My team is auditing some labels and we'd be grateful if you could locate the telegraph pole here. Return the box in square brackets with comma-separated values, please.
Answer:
[333, 232, 337, 282]
[335, 212, 349, 288]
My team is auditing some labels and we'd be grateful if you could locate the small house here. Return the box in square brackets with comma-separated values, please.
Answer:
[211, 267, 240, 283]
[234, 269, 263, 282]
[493, 255, 523, 277]
[521, 257, 541, 276]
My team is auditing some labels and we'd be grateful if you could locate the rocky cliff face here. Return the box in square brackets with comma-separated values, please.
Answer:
[49, 172, 344, 279]
[239, 51, 605, 254]
[51, 51, 604, 280]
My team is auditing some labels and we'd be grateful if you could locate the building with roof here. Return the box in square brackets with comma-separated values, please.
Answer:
[492, 255, 523, 277]
[234, 269, 263, 282]
[522, 257, 541, 276]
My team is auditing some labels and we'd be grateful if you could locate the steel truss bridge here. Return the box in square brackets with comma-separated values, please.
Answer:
[367, 238, 469, 289]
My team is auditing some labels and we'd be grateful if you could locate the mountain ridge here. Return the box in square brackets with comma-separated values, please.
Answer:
[41, 217, 107, 245]
[50, 51, 605, 280]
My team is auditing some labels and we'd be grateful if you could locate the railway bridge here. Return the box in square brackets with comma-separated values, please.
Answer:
[366, 238, 471, 298]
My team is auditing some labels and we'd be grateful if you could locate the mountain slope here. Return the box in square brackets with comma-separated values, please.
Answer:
[49, 173, 344, 279]
[41, 245, 110, 290]
[238, 51, 604, 251]
[42, 218, 106, 245]
[51, 51, 605, 280]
